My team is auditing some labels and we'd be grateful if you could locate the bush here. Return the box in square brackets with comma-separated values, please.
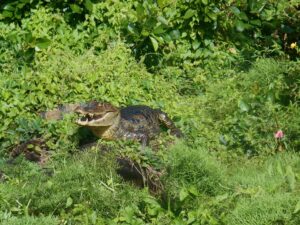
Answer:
[193, 58, 300, 155]
[1, 1, 299, 68]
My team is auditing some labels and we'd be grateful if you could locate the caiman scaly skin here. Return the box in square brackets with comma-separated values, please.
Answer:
[41, 101, 183, 145]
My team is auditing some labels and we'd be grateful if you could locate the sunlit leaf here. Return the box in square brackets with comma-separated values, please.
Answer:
[136, 3, 144, 19]
[202, 0, 208, 5]
[188, 186, 198, 196]
[286, 165, 295, 191]
[192, 40, 200, 50]
[236, 20, 246, 32]
[150, 36, 159, 52]
[169, 30, 180, 40]
[157, 0, 168, 8]
[250, 19, 261, 26]
[294, 200, 300, 214]
[183, 9, 196, 19]
[84, 0, 93, 11]
[127, 24, 138, 34]
[153, 25, 165, 34]
[239, 100, 250, 112]
[157, 16, 168, 25]
[231, 6, 241, 15]
[70, 4, 82, 14]
[179, 188, 189, 201]
[66, 197, 73, 208]
[35, 38, 51, 49]
[3, 4, 15, 11]
[2, 10, 13, 18]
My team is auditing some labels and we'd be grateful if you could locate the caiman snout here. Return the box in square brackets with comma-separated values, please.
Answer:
[74, 101, 120, 127]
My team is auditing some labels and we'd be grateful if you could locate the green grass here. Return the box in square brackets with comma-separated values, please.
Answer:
[0, 215, 59, 225]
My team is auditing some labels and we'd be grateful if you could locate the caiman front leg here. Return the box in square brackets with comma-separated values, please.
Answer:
[157, 111, 183, 138]
[123, 131, 150, 148]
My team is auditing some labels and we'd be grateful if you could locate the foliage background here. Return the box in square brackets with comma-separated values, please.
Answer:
[0, 0, 300, 224]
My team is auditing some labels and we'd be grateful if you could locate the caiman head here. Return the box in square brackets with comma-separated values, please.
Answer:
[75, 101, 120, 127]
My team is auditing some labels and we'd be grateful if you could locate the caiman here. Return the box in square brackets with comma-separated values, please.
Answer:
[41, 101, 183, 145]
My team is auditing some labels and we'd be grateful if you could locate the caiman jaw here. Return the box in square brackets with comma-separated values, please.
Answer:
[74, 101, 120, 127]
[75, 111, 120, 127]
[76, 113, 104, 126]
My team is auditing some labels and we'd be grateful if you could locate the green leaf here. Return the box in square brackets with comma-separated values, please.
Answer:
[179, 188, 189, 201]
[162, 33, 172, 42]
[183, 9, 196, 19]
[35, 38, 51, 49]
[136, 3, 144, 19]
[169, 30, 180, 40]
[141, 29, 149, 37]
[16, 3, 26, 9]
[239, 12, 249, 21]
[24, 48, 35, 61]
[294, 200, 300, 214]
[147, 207, 158, 216]
[150, 36, 159, 52]
[127, 24, 138, 34]
[250, 19, 261, 26]
[66, 197, 73, 208]
[276, 162, 283, 175]
[238, 100, 249, 112]
[153, 25, 165, 34]
[236, 20, 246, 32]
[192, 40, 200, 50]
[202, 0, 208, 5]
[286, 165, 295, 191]
[2, 10, 13, 18]
[187, 211, 196, 224]
[3, 4, 15, 11]
[216, 193, 229, 202]
[249, 0, 266, 13]
[206, 12, 217, 21]
[10, 207, 21, 212]
[91, 211, 97, 224]
[188, 186, 198, 196]
[157, 16, 168, 25]
[70, 4, 82, 14]
[230, 6, 240, 15]
[84, 0, 93, 12]
[157, 0, 167, 8]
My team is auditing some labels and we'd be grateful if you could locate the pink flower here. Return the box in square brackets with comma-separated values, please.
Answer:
[274, 130, 284, 139]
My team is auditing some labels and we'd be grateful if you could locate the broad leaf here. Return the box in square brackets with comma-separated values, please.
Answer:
[238, 100, 250, 112]
[179, 188, 189, 201]
[150, 36, 159, 51]
[35, 38, 51, 49]
[183, 9, 196, 19]
[236, 20, 246, 32]
[70, 4, 82, 14]
[84, 0, 93, 11]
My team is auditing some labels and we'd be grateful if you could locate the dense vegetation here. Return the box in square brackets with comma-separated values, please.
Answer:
[0, 0, 300, 224]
